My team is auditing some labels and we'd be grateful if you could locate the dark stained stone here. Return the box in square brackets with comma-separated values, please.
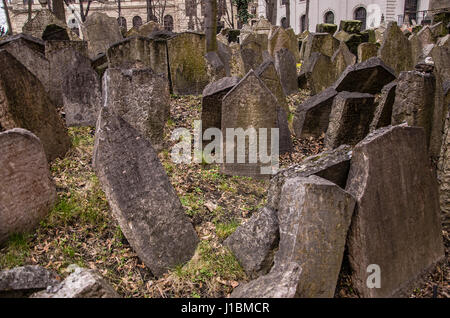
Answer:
[357, 42, 378, 63]
[339, 20, 362, 34]
[370, 81, 397, 131]
[333, 57, 396, 94]
[93, 108, 199, 277]
[205, 51, 226, 82]
[331, 41, 357, 78]
[42, 24, 70, 41]
[345, 125, 445, 297]
[302, 52, 334, 95]
[255, 59, 289, 113]
[274, 47, 298, 95]
[325, 91, 375, 149]
[302, 32, 340, 65]
[293, 87, 338, 138]
[0, 50, 71, 161]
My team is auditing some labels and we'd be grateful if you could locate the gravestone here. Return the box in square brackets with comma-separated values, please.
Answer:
[255, 59, 289, 113]
[268, 27, 299, 62]
[370, 81, 397, 131]
[205, 51, 227, 82]
[378, 22, 414, 75]
[42, 24, 70, 41]
[0, 129, 57, 245]
[301, 52, 334, 95]
[274, 48, 298, 95]
[167, 32, 209, 95]
[316, 24, 337, 34]
[357, 42, 378, 63]
[93, 108, 199, 277]
[0, 50, 71, 161]
[438, 89, 450, 215]
[103, 68, 170, 152]
[339, 20, 362, 33]
[410, 26, 436, 65]
[303, 33, 339, 66]
[126, 21, 161, 38]
[62, 50, 101, 127]
[240, 32, 267, 73]
[325, 91, 375, 149]
[23, 9, 79, 41]
[81, 12, 123, 59]
[221, 70, 279, 178]
[293, 87, 338, 138]
[331, 41, 357, 78]
[333, 57, 396, 94]
[345, 125, 445, 297]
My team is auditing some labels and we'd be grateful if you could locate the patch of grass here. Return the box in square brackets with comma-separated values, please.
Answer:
[0, 233, 31, 269]
[180, 193, 205, 217]
[215, 220, 240, 240]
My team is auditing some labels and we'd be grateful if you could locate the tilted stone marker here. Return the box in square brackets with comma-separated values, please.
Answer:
[301, 52, 334, 95]
[345, 125, 445, 297]
[103, 68, 170, 151]
[333, 57, 396, 94]
[255, 59, 289, 113]
[93, 109, 199, 277]
[293, 87, 338, 138]
[0, 129, 57, 245]
[240, 32, 267, 73]
[357, 42, 378, 63]
[410, 26, 435, 65]
[302, 32, 339, 66]
[62, 50, 101, 127]
[0, 50, 71, 161]
[331, 41, 357, 79]
[370, 81, 397, 131]
[0, 265, 58, 297]
[325, 91, 375, 149]
[274, 47, 298, 96]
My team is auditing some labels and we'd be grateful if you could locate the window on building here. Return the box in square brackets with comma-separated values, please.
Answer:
[164, 15, 174, 32]
[23, 0, 34, 4]
[132, 16, 143, 28]
[300, 14, 306, 33]
[354, 7, 367, 31]
[324, 11, 334, 24]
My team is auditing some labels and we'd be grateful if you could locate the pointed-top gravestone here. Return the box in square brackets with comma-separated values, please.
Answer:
[274, 47, 298, 96]
[333, 57, 396, 94]
[93, 108, 199, 277]
[240, 32, 267, 73]
[370, 81, 397, 131]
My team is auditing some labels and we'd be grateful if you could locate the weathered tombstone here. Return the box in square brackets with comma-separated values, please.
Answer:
[93, 108, 199, 277]
[0, 34, 50, 95]
[410, 26, 436, 65]
[228, 42, 246, 78]
[370, 81, 397, 131]
[126, 21, 161, 38]
[303, 32, 339, 65]
[81, 12, 123, 59]
[267, 144, 352, 210]
[274, 47, 298, 95]
[339, 20, 362, 33]
[268, 27, 299, 62]
[438, 87, 450, 215]
[378, 22, 414, 75]
[357, 42, 378, 63]
[345, 125, 445, 297]
[331, 41, 357, 78]
[224, 206, 279, 279]
[205, 51, 227, 82]
[167, 32, 209, 95]
[221, 70, 279, 178]
[106, 36, 168, 78]
[0, 50, 71, 161]
[325, 91, 375, 149]
[23, 9, 79, 41]
[42, 24, 70, 41]
[293, 87, 338, 138]
[201, 76, 240, 136]
[255, 59, 289, 113]
[316, 23, 337, 34]
[391, 70, 436, 148]
[62, 50, 101, 127]
[301, 52, 334, 95]
[431, 34, 450, 82]
[102, 68, 170, 152]
[333, 57, 396, 94]
[0, 128, 57, 245]
[240, 32, 267, 73]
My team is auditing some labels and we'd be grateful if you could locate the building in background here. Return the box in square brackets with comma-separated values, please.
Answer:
[5, 0, 237, 35]
[257, 0, 437, 34]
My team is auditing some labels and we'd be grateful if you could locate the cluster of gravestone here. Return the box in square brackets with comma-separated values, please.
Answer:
[0, 10, 449, 297]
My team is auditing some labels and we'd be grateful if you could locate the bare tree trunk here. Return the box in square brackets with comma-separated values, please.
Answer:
[305, 0, 310, 31]
[2, 0, 12, 34]
[28, 0, 32, 21]
[285, 0, 290, 28]
[205, 0, 217, 52]
[146, 0, 154, 22]
[265, 0, 277, 24]
[52, 0, 66, 22]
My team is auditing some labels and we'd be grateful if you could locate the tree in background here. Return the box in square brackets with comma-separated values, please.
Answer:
[264, 0, 276, 24]
[305, 0, 309, 30]
[233, 0, 252, 26]
[1, 0, 12, 35]
[205, 0, 217, 52]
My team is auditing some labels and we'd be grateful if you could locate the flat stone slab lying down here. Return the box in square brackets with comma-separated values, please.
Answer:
[93, 108, 199, 277]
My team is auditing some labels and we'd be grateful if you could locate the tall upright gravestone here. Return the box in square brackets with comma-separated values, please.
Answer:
[378, 22, 413, 75]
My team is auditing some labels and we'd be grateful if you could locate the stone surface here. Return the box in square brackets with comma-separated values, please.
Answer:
[293, 87, 338, 138]
[31, 267, 119, 298]
[391, 70, 436, 148]
[438, 94, 449, 215]
[302, 52, 334, 95]
[333, 57, 396, 94]
[167, 32, 209, 95]
[103, 68, 170, 151]
[316, 23, 337, 34]
[273, 175, 356, 297]
[370, 81, 397, 131]
[325, 91, 375, 149]
[267, 145, 352, 211]
[274, 47, 298, 95]
[205, 51, 226, 82]
[221, 70, 279, 178]
[303, 32, 339, 66]
[240, 32, 267, 73]
[93, 108, 199, 277]
[62, 50, 101, 127]
[126, 21, 161, 37]
[81, 12, 123, 59]
[345, 125, 445, 297]
[224, 206, 279, 278]
[0, 50, 71, 161]
[378, 22, 414, 75]
[0, 128, 57, 244]
[201, 76, 240, 136]
[22, 9, 79, 41]
[255, 59, 289, 113]
[0, 265, 58, 297]
[268, 27, 299, 62]
[339, 20, 362, 34]
[410, 26, 436, 65]
[357, 42, 378, 63]
[331, 41, 357, 78]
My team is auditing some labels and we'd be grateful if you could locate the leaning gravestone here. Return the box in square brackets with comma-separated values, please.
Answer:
[331, 41, 357, 79]
[0, 129, 57, 245]
[274, 48, 298, 96]
[410, 26, 435, 65]
[378, 21, 414, 75]
[302, 32, 339, 66]
[0, 50, 71, 161]
[333, 57, 396, 94]
[167, 32, 209, 95]
[370, 81, 397, 131]
[357, 42, 378, 63]
[22, 9, 79, 41]
[81, 12, 123, 59]
[255, 59, 289, 113]
[221, 70, 279, 178]
[325, 91, 375, 149]
[301, 52, 335, 95]
[62, 50, 101, 127]
[293, 87, 338, 138]
[240, 32, 267, 73]
[103, 68, 170, 152]
[93, 108, 199, 277]
[345, 125, 445, 297]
